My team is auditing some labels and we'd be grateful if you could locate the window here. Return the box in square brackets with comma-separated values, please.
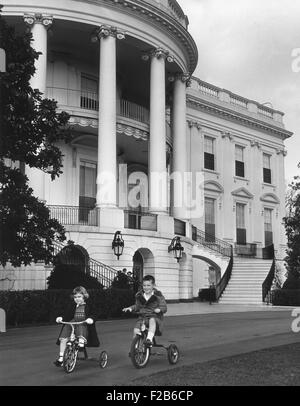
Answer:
[264, 208, 273, 247]
[128, 212, 142, 230]
[79, 162, 97, 221]
[204, 137, 215, 170]
[81, 75, 98, 110]
[263, 153, 272, 184]
[235, 145, 245, 177]
[236, 203, 246, 244]
[205, 197, 215, 242]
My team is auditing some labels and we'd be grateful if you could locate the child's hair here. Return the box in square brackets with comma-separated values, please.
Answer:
[72, 286, 89, 299]
[143, 275, 155, 284]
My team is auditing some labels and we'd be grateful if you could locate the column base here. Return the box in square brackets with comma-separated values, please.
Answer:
[97, 207, 124, 230]
[157, 214, 174, 235]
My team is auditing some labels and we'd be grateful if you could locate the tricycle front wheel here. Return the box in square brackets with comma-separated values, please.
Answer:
[63, 343, 78, 373]
[130, 335, 150, 369]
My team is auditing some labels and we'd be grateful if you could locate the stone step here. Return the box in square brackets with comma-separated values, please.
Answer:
[220, 295, 263, 300]
[219, 300, 264, 305]
[225, 288, 262, 292]
[229, 278, 265, 281]
[221, 291, 261, 297]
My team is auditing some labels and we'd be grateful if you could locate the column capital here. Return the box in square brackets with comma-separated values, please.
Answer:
[23, 13, 53, 28]
[142, 47, 174, 63]
[91, 25, 126, 42]
[221, 131, 234, 141]
[250, 139, 262, 149]
[187, 120, 201, 130]
[276, 148, 287, 156]
[168, 72, 191, 87]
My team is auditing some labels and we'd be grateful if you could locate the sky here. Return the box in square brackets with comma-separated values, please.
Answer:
[180, 0, 300, 182]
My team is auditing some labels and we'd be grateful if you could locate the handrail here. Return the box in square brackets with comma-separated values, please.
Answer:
[48, 205, 98, 226]
[52, 241, 118, 289]
[262, 244, 276, 302]
[192, 226, 232, 257]
[88, 257, 119, 289]
[46, 87, 150, 124]
[215, 248, 234, 301]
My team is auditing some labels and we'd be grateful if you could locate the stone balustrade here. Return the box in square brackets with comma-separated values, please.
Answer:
[189, 77, 284, 124]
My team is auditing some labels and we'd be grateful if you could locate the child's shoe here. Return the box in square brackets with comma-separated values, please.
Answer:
[145, 339, 153, 347]
[78, 337, 86, 348]
[53, 358, 63, 367]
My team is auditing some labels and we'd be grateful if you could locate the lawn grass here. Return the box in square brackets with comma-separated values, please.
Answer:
[129, 342, 300, 386]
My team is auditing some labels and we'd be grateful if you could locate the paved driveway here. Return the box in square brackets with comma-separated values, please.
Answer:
[0, 310, 297, 386]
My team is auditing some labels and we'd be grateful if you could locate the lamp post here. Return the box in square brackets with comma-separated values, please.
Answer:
[168, 236, 184, 262]
[112, 231, 124, 260]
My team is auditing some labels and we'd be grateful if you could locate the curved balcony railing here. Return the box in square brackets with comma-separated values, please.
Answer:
[48, 205, 98, 226]
[124, 209, 157, 231]
[46, 87, 150, 124]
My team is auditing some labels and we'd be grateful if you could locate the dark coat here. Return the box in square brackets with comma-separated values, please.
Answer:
[56, 301, 100, 347]
[131, 289, 167, 331]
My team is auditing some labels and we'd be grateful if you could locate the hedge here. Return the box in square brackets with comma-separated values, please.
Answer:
[271, 289, 300, 306]
[0, 288, 135, 327]
[198, 288, 216, 302]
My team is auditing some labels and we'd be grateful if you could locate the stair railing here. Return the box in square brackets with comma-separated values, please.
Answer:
[262, 244, 275, 302]
[192, 226, 232, 257]
[215, 246, 234, 301]
[87, 257, 119, 289]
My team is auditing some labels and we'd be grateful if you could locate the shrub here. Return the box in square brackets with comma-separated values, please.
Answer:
[282, 275, 300, 290]
[111, 271, 131, 289]
[271, 289, 300, 306]
[198, 288, 216, 302]
[0, 288, 135, 327]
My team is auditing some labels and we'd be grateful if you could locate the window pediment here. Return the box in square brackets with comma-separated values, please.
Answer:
[231, 187, 253, 199]
[204, 181, 224, 194]
[260, 193, 280, 204]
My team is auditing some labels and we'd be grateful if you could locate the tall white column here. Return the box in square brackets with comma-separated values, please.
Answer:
[24, 14, 52, 95]
[94, 26, 125, 208]
[23, 14, 53, 202]
[149, 48, 169, 214]
[172, 73, 189, 219]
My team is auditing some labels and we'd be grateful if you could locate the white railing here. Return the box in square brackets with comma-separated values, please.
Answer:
[229, 94, 248, 109]
[257, 106, 273, 118]
[46, 87, 150, 124]
[190, 79, 280, 122]
[197, 81, 219, 98]
[118, 99, 150, 123]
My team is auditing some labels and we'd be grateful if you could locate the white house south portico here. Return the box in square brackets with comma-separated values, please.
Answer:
[1, 0, 293, 304]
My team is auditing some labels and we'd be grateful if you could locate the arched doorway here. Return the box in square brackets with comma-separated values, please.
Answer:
[192, 255, 221, 298]
[48, 242, 97, 289]
[132, 248, 155, 293]
[54, 241, 89, 274]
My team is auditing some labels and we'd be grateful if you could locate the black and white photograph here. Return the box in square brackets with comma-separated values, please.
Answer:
[0, 0, 300, 391]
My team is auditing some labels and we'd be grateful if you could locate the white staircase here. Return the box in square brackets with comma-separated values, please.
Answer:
[219, 258, 273, 305]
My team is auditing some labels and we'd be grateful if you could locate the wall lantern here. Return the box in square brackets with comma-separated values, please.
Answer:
[168, 236, 184, 263]
[112, 231, 124, 260]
